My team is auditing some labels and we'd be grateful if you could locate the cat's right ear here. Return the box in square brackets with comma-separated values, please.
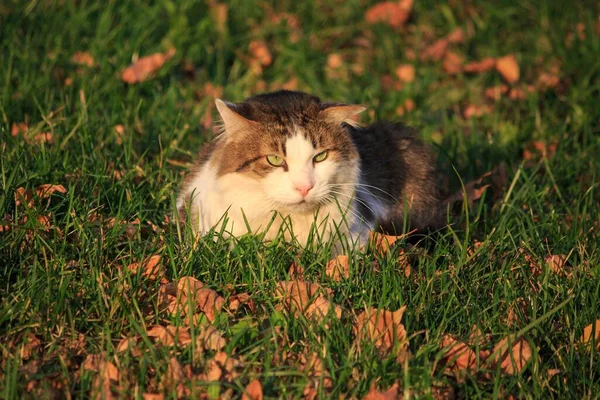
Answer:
[319, 103, 367, 127]
[215, 99, 255, 137]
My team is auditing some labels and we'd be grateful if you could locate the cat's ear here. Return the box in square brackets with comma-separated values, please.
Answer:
[215, 99, 255, 137]
[319, 103, 367, 127]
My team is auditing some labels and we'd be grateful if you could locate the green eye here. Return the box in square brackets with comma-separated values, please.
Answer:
[313, 151, 328, 163]
[266, 154, 285, 167]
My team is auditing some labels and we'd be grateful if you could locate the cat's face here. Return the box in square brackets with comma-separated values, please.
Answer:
[211, 91, 364, 213]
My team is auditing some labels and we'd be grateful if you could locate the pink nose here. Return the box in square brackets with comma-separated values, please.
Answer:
[295, 184, 314, 197]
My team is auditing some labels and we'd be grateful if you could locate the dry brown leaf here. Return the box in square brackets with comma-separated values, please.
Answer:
[83, 353, 120, 400]
[160, 276, 225, 322]
[228, 292, 255, 312]
[443, 170, 493, 208]
[142, 394, 165, 400]
[197, 325, 227, 351]
[440, 335, 478, 382]
[301, 352, 333, 395]
[463, 57, 496, 73]
[242, 379, 263, 400]
[446, 28, 465, 44]
[249, 40, 272, 67]
[463, 104, 492, 119]
[363, 382, 400, 400]
[15, 184, 67, 209]
[365, 0, 413, 28]
[277, 280, 341, 322]
[369, 231, 411, 254]
[127, 255, 163, 281]
[537, 72, 560, 90]
[579, 320, 600, 350]
[395, 64, 415, 83]
[431, 385, 455, 400]
[19, 333, 41, 360]
[484, 85, 509, 101]
[11, 123, 53, 145]
[327, 53, 343, 69]
[114, 125, 125, 145]
[161, 357, 190, 398]
[147, 325, 192, 347]
[11, 122, 28, 137]
[121, 48, 176, 84]
[495, 55, 520, 83]
[544, 254, 569, 276]
[71, 51, 95, 67]
[442, 52, 463, 75]
[421, 38, 449, 61]
[488, 336, 533, 375]
[354, 306, 408, 358]
[288, 261, 305, 280]
[325, 255, 350, 281]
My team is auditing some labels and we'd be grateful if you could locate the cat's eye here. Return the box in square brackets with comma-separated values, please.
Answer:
[313, 151, 328, 163]
[266, 154, 285, 167]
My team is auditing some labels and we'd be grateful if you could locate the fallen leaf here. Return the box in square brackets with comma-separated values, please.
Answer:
[83, 353, 120, 400]
[444, 170, 494, 207]
[544, 254, 570, 276]
[114, 125, 125, 145]
[121, 48, 176, 84]
[147, 325, 192, 347]
[249, 40, 272, 67]
[277, 280, 341, 322]
[288, 261, 305, 280]
[11, 123, 53, 144]
[127, 255, 164, 281]
[160, 276, 225, 322]
[11, 122, 28, 137]
[71, 51, 95, 67]
[327, 53, 343, 69]
[197, 325, 227, 351]
[19, 333, 41, 360]
[354, 306, 408, 358]
[421, 38, 449, 61]
[395, 64, 415, 83]
[161, 357, 190, 398]
[484, 85, 509, 101]
[142, 394, 165, 400]
[463, 57, 496, 73]
[442, 52, 463, 75]
[537, 72, 560, 90]
[488, 336, 533, 375]
[325, 255, 350, 281]
[301, 352, 333, 395]
[241, 379, 263, 400]
[369, 231, 411, 254]
[495, 55, 519, 83]
[579, 320, 600, 351]
[463, 104, 492, 119]
[440, 335, 478, 382]
[36, 184, 67, 198]
[446, 28, 465, 44]
[365, 0, 413, 28]
[363, 382, 399, 400]
[228, 292, 255, 312]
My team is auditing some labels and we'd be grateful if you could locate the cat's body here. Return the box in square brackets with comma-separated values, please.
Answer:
[177, 90, 441, 248]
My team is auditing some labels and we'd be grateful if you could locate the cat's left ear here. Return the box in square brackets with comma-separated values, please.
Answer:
[215, 99, 256, 137]
[319, 103, 367, 127]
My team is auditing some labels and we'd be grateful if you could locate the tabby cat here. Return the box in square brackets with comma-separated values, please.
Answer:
[177, 90, 441, 247]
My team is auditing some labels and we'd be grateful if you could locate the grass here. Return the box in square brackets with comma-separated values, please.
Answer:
[1, 0, 600, 398]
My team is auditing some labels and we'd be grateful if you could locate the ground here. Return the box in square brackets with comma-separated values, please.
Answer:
[1, 0, 599, 399]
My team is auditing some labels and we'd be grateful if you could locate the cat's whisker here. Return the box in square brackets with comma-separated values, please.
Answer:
[334, 183, 396, 201]
[327, 188, 378, 216]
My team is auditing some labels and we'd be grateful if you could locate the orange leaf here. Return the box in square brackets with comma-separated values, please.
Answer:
[488, 336, 533, 375]
[463, 57, 496, 73]
[363, 382, 400, 400]
[442, 51, 463, 75]
[395, 64, 415, 83]
[127, 255, 163, 281]
[580, 320, 600, 351]
[325, 255, 350, 281]
[277, 280, 341, 322]
[354, 306, 408, 357]
[463, 104, 492, 119]
[365, 0, 413, 28]
[71, 51, 95, 67]
[440, 335, 478, 382]
[484, 85, 509, 101]
[241, 379, 263, 400]
[121, 48, 176, 84]
[147, 325, 192, 347]
[249, 40, 272, 67]
[327, 53, 343, 69]
[495, 55, 519, 83]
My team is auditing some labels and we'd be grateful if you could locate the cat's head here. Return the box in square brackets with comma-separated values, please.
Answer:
[211, 90, 365, 213]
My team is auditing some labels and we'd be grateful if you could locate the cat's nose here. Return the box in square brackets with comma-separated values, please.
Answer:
[295, 184, 314, 198]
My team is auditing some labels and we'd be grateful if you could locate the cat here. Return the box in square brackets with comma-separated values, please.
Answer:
[176, 90, 442, 248]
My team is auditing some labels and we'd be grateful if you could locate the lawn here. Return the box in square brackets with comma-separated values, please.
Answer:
[1, 0, 599, 398]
